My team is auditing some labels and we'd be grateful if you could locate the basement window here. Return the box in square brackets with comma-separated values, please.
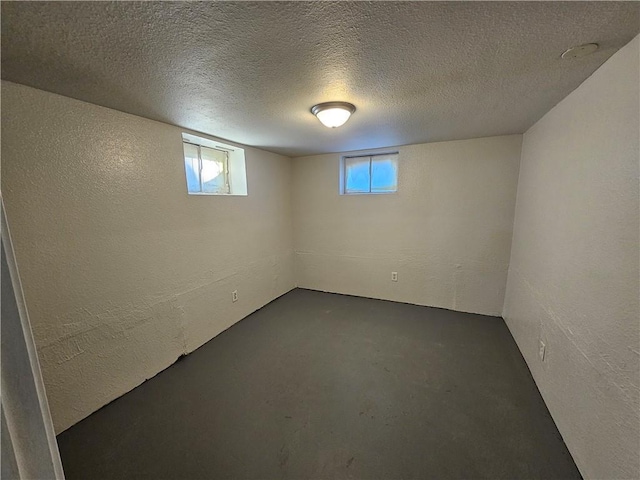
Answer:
[182, 133, 247, 196]
[341, 152, 398, 194]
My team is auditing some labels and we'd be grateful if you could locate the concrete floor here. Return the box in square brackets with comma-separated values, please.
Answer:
[57, 289, 581, 479]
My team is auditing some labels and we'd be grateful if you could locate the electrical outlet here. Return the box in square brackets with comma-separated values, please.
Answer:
[539, 340, 546, 362]
[391, 272, 398, 282]
[232, 290, 238, 302]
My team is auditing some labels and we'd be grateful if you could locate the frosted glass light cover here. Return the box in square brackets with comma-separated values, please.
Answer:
[311, 102, 356, 128]
[316, 108, 352, 128]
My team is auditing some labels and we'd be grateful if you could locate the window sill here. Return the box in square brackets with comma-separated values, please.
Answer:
[340, 191, 397, 196]
[187, 192, 248, 197]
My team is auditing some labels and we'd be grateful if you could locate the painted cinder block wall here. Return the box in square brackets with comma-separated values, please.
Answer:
[292, 135, 522, 317]
[503, 35, 640, 479]
[1, 81, 296, 433]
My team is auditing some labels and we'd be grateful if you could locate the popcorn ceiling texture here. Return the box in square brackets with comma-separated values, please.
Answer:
[1, 82, 296, 433]
[292, 136, 522, 317]
[503, 36, 640, 479]
[1, 2, 638, 157]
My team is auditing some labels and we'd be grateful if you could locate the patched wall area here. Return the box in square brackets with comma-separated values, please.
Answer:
[292, 135, 522, 316]
[1, 82, 295, 433]
[503, 35, 640, 479]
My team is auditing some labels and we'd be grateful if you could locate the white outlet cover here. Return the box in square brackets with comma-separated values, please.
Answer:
[391, 272, 398, 282]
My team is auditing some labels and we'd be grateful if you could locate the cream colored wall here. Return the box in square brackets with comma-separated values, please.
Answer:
[292, 135, 522, 316]
[1, 81, 295, 433]
[503, 36, 639, 479]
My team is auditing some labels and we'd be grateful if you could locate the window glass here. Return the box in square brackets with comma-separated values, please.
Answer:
[200, 146, 228, 194]
[343, 153, 398, 194]
[345, 157, 371, 193]
[182, 133, 247, 196]
[371, 154, 398, 193]
[183, 143, 201, 193]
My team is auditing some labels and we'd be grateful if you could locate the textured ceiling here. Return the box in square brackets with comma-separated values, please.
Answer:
[2, 2, 639, 157]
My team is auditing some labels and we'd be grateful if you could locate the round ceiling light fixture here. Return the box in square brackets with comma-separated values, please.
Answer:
[311, 101, 356, 128]
[561, 43, 599, 59]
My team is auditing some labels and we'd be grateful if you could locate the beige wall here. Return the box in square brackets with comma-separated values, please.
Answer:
[1, 81, 295, 433]
[292, 135, 522, 316]
[503, 36, 640, 479]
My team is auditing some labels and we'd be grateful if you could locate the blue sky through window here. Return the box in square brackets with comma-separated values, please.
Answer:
[371, 158, 397, 192]
[184, 143, 201, 193]
[344, 154, 398, 194]
[345, 158, 370, 193]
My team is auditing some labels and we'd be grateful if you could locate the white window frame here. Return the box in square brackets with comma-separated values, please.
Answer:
[183, 141, 230, 195]
[340, 151, 399, 195]
[181, 133, 248, 196]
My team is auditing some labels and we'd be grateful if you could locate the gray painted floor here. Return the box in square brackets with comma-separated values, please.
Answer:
[57, 289, 581, 479]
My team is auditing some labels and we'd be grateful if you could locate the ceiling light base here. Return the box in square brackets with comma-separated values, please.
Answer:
[311, 101, 356, 128]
